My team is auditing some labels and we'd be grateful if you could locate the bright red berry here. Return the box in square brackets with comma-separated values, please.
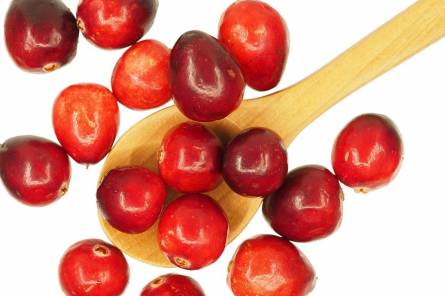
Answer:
[59, 239, 129, 296]
[228, 235, 315, 296]
[52, 83, 120, 165]
[77, 0, 158, 49]
[159, 122, 223, 193]
[112, 40, 171, 110]
[158, 193, 228, 270]
[140, 274, 205, 296]
[219, 0, 289, 91]
[332, 113, 403, 192]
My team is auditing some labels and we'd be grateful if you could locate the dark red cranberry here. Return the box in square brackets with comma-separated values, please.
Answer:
[223, 127, 287, 197]
[59, 239, 129, 296]
[141, 274, 205, 296]
[0, 136, 70, 206]
[158, 193, 228, 270]
[170, 30, 245, 122]
[97, 167, 167, 234]
[112, 40, 171, 110]
[263, 165, 343, 242]
[159, 122, 223, 193]
[52, 83, 120, 165]
[332, 113, 403, 192]
[4, 0, 79, 72]
[219, 0, 289, 91]
[228, 235, 315, 296]
[77, 0, 158, 49]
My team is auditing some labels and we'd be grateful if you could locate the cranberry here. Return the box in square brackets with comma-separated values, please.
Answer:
[59, 239, 129, 296]
[263, 165, 343, 242]
[4, 0, 79, 72]
[170, 30, 245, 122]
[332, 113, 403, 192]
[97, 167, 167, 234]
[0, 136, 70, 206]
[223, 127, 287, 197]
[140, 274, 205, 296]
[158, 193, 228, 270]
[77, 0, 158, 49]
[219, 0, 289, 91]
[112, 40, 171, 110]
[159, 122, 223, 193]
[228, 235, 315, 296]
[52, 83, 120, 165]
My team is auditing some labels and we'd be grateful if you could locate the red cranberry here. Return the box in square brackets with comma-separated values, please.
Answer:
[159, 122, 223, 193]
[332, 113, 403, 192]
[263, 165, 343, 242]
[158, 193, 228, 270]
[219, 0, 289, 91]
[77, 0, 158, 49]
[170, 30, 245, 122]
[4, 0, 79, 72]
[223, 127, 287, 197]
[97, 167, 167, 234]
[228, 235, 315, 296]
[59, 239, 129, 296]
[141, 274, 205, 296]
[112, 40, 171, 110]
[0, 136, 70, 206]
[52, 83, 120, 165]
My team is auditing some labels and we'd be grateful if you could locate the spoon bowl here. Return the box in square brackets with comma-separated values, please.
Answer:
[98, 0, 445, 267]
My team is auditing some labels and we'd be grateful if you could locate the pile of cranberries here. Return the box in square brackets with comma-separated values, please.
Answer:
[1, 0, 404, 295]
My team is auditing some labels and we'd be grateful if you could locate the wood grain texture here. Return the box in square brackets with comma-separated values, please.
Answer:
[99, 0, 445, 267]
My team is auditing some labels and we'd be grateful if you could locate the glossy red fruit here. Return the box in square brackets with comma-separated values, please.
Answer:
[4, 0, 79, 72]
[159, 122, 223, 193]
[97, 167, 167, 234]
[228, 235, 315, 296]
[170, 30, 245, 122]
[141, 274, 205, 296]
[219, 0, 289, 91]
[332, 113, 403, 192]
[263, 165, 343, 242]
[158, 193, 228, 270]
[53, 83, 120, 165]
[59, 239, 129, 296]
[77, 0, 158, 49]
[112, 40, 171, 110]
[0, 136, 70, 206]
[223, 127, 287, 197]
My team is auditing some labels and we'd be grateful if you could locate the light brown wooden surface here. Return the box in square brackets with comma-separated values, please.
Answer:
[98, 0, 445, 267]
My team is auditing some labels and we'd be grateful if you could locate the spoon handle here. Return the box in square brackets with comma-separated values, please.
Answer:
[233, 0, 445, 145]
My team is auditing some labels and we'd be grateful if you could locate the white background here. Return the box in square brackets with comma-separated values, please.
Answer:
[1, 0, 445, 295]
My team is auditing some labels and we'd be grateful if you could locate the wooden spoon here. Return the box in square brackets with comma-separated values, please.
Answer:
[98, 0, 445, 267]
